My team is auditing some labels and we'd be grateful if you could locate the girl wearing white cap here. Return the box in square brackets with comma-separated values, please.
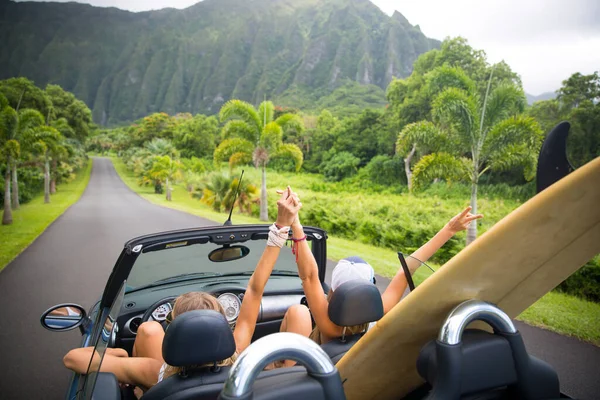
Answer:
[277, 187, 482, 351]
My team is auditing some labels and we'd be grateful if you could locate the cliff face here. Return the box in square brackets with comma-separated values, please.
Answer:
[0, 0, 439, 124]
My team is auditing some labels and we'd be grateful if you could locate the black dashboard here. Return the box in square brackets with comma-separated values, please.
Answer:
[115, 275, 305, 351]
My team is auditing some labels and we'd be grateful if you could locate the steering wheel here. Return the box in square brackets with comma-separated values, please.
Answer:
[141, 296, 178, 326]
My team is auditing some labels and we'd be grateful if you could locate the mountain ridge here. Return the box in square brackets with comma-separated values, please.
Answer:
[0, 0, 439, 125]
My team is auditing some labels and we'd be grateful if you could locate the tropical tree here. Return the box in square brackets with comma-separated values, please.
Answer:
[32, 127, 63, 203]
[387, 38, 521, 185]
[398, 69, 543, 244]
[143, 155, 182, 201]
[224, 176, 258, 214]
[193, 172, 257, 214]
[193, 172, 233, 212]
[214, 100, 304, 221]
[0, 106, 46, 210]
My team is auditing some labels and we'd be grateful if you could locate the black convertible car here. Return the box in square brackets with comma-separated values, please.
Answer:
[40, 123, 577, 399]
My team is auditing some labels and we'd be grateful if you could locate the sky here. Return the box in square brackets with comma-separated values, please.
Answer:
[16, 0, 600, 95]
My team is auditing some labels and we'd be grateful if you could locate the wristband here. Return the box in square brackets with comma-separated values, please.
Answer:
[267, 223, 290, 248]
[291, 235, 307, 262]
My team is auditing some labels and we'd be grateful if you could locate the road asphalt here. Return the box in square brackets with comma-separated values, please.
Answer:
[0, 157, 598, 399]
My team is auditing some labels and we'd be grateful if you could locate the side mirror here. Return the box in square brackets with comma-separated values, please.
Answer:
[40, 304, 87, 332]
[209, 245, 250, 262]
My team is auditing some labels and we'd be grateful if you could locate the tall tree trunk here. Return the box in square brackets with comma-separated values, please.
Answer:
[11, 162, 19, 209]
[50, 159, 57, 194]
[166, 178, 171, 201]
[3, 159, 13, 225]
[466, 179, 478, 245]
[44, 156, 50, 204]
[404, 144, 416, 191]
[260, 165, 268, 221]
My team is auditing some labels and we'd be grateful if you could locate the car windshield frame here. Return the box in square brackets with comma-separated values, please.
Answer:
[126, 236, 306, 292]
[98, 224, 328, 309]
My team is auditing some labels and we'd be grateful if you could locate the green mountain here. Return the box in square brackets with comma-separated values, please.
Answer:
[526, 91, 556, 105]
[0, 0, 439, 125]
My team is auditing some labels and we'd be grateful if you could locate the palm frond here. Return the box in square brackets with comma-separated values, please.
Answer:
[274, 114, 304, 133]
[229, 151, 253, 169]
[483, 83, 526, 131]
[0, 93, 8, 110]
[258, 101, 274, 128]
[213, 138, 254, 165]
[17, 108, 45, 134]
[219, 100, 261, 137]
[3, 139, 20, 158]
[0, 106, 18, 142]
[426, 65, 477, 96]
[222, 120, 255, 142]
[396, 121, 448, 155]
[271, 143, 304, 172]
[259, 122, 283, 151]
[432, 87, 479, 147]
[411, 152, 471, 190]
[483, 116, 543, 180]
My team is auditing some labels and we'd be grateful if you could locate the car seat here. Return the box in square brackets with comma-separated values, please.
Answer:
[320, 279, 384, 363]
[219, 332, 345, 400]
[143, 310, 236, 400]
[415, 300, 561, 400]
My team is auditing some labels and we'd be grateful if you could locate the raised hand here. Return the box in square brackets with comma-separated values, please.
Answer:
[275, 186, 302, 227]
[445, 206, 483, 234]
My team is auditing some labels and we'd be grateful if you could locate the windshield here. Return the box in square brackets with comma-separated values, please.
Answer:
[82, 281, 126, 399]
[127, 239, 306, 290]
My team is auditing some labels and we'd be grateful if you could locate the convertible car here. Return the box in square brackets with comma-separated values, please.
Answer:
[41, 122, 581, 400]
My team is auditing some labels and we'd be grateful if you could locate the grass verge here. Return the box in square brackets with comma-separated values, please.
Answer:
[0, 159, 93, 271]
[111, 157, 600, 345]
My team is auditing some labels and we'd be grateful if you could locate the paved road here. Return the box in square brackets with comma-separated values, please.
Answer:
[0, 157, 598, 399]
[0, 158, 218, 399]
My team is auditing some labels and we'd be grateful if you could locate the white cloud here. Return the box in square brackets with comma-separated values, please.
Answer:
[16, 0, 600, 94]
[370, 0, 600, 94]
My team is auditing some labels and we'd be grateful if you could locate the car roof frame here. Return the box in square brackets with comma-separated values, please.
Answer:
[99, 224, 328, 308]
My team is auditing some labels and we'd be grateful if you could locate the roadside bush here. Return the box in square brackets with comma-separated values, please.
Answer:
[357, 155, 406, 187]
[320, 151, 360, 182]
[556, 257, 600, 303]
[0, 166, 44, 205]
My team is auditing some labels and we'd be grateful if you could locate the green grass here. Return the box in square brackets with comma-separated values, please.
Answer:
[0, 159, 93, 271]
[518, 292, 600, 345]
[111, 157, 600, 345]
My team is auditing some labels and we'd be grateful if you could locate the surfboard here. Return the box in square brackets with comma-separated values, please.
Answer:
[336, 156, 600, 400]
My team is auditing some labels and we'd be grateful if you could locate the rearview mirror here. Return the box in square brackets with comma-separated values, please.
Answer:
[40, 304, 87, 332]
[208, 245, 250, 262]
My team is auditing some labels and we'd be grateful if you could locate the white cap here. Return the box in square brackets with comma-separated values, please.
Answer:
[331, 256, 375, 291]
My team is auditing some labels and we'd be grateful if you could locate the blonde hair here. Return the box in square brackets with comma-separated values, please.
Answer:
[162, 292, 237, 379]
[308, 291, 369, 345]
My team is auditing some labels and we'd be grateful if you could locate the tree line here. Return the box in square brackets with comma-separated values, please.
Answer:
[99, 38, 598, 246]
[0, 78, 93, 225]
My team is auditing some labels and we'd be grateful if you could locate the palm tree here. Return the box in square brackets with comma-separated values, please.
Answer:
[144, 155, 182, 201]
[4, 108, 45, 210]
[214, 100, 304, 221]
[398, 70, 543, 244]
[224, 176, 258, 214]
[32, 127, 62, 203]
[193, 172, 232, 212]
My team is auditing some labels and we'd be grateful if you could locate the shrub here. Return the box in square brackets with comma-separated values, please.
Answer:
[357, 155, 407, 187]
[556, 257, 600, 302]
[320, 151, 360, 182]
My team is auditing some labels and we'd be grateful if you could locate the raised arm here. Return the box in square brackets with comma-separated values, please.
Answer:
[290, 199, 344, 340]
[233, 188, 300, 353]
[381, 206, 483, 314]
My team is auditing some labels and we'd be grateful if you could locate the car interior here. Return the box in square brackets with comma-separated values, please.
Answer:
[40, 224, 569, 400]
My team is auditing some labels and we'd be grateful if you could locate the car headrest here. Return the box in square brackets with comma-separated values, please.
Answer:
[328, 280, 383, 326]
[162, 310, 236, 367]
